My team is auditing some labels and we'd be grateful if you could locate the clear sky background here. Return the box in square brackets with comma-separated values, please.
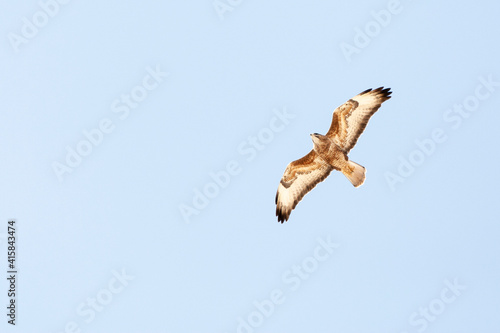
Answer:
[1, 0, 500, 332]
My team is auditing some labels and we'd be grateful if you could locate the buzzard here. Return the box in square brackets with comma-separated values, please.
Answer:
[275, 87, 392, 223]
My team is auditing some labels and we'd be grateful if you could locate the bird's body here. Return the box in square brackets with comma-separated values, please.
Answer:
[275, 87, 392, 223]
[311, 134, 347, 170]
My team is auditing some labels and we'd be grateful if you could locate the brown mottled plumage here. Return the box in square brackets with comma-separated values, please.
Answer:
[275, 87, 392, 223]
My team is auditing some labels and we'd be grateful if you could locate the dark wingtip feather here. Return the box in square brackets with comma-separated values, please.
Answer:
[380, 87, 392, 99]
[362, 86, 391, 94]
[277, 212, 284, 223]
[276, 207, 289, 224]
[373, 86, 392, 100]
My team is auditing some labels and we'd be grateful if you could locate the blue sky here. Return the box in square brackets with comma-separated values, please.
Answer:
[1, 0, 500, 332]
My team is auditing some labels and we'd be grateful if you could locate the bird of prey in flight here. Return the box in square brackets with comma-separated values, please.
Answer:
[275, 87, 392, 223]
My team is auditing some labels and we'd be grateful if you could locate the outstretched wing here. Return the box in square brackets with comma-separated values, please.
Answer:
[327, 87, 391, 154]
[275, 150, 333, 223]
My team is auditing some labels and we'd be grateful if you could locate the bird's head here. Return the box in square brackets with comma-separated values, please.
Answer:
[310, 133, 329, 152]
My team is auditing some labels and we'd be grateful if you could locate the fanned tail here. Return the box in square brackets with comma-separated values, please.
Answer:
[342, 161, 366, 187]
